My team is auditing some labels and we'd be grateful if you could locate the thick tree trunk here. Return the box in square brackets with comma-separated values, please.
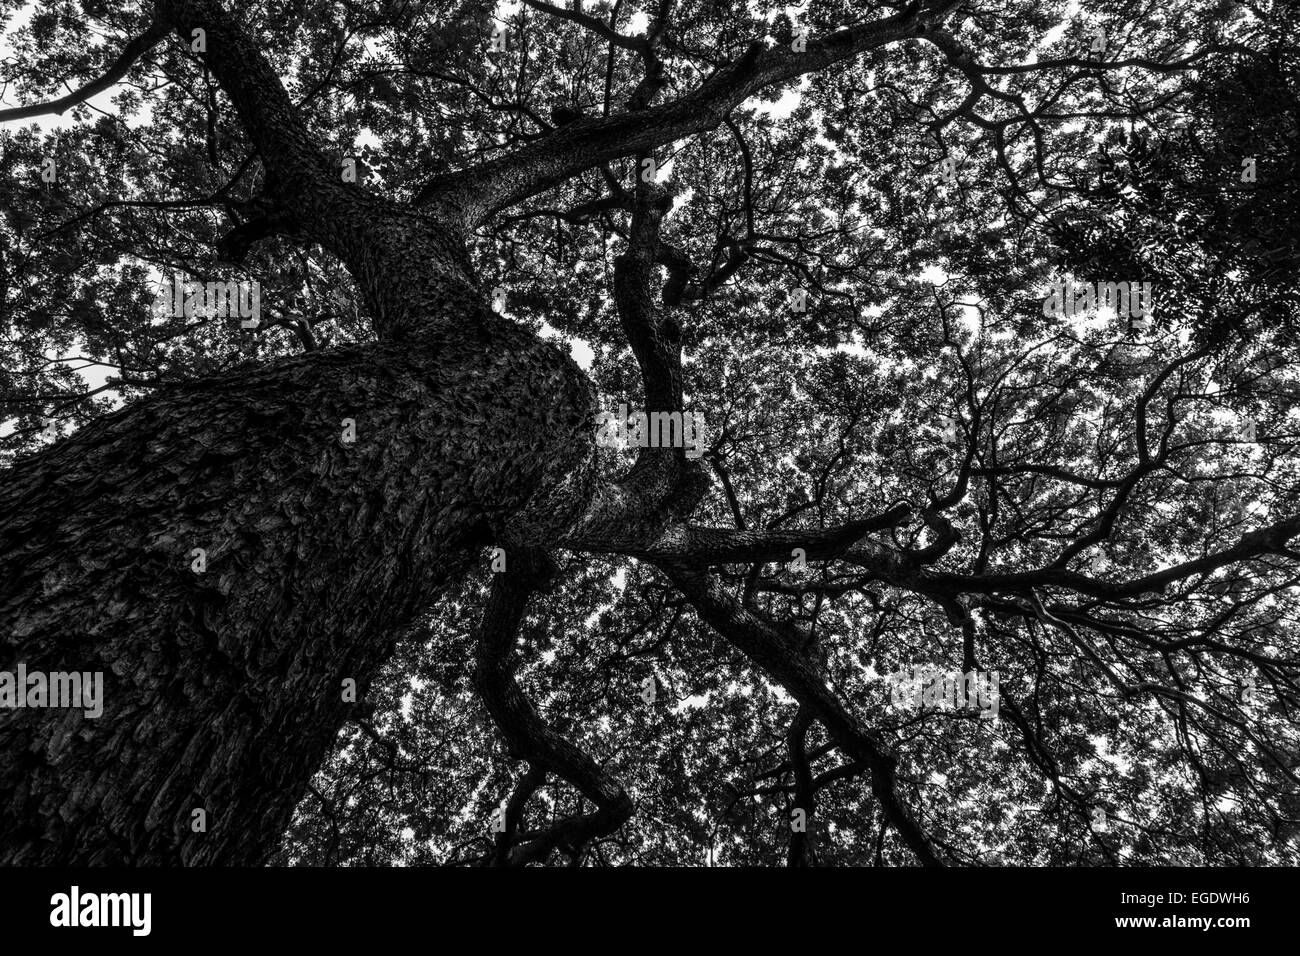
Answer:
[0, 313, 596, 864]
[0, 0, 610, 865]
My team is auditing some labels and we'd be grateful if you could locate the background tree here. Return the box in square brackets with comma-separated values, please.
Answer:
[1, 0, 1297, 865]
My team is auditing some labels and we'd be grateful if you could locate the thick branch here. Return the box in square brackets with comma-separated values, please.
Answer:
[563, 502, 912, 562]
[0, 22, 170, 122]
[414, 7, 942, 222]
[472, 549, 634, 865]
[614, 185, 683, 424]
[663, 566, 942, 866]
[786, 706, 816, 867]
[153, 0, 483, 341]
[520, 0, 648, 54]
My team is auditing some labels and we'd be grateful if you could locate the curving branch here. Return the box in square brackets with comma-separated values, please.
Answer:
[520, 0, 649, 54]
[614, 183, 684, 425]
[661, 564, 943, 866]
[472, 549, 635, 866]
[0, 21, 170, 122]
[413, 5, 955, 222]
[918, 511, 1300, 602]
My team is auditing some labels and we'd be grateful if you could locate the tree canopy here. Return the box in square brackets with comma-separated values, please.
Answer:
[2, 0, 1298, 866]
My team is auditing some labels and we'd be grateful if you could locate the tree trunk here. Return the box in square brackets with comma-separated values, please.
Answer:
[2, 0, 612, 866]
[0, 311, 596, 864]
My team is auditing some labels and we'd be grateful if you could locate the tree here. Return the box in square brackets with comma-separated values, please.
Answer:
[1, 0, 1297, 866]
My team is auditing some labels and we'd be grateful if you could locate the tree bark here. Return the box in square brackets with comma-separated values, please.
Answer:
[0, 311, 596, 864]
[0, 0, 612, 865]
[0, 0, 970, 866]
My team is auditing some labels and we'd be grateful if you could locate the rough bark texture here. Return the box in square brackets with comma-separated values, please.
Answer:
[0, 0, 610, 866]
[0, 0, 973, 866]
[0, 316, 596, 864]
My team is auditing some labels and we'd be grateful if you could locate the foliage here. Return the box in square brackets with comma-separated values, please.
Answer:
[3, 0, 1298, 865]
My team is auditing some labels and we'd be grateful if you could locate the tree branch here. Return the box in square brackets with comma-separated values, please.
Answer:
[661, 565, 942, 866]
[414, 6, 944, 223]
[562, 502, 912, 563]
[786, 705, 817, 867]
[520, 0, 648, 54]
[472, 549, 634, 866]
[0, 21, 170, 122]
